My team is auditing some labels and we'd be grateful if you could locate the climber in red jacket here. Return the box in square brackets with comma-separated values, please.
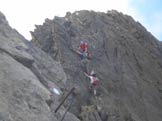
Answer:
[76, 41, 90, 59]
[84, 70, 100, 96]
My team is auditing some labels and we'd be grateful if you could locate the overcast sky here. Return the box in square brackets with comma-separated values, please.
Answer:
[0, 0, 162, 41]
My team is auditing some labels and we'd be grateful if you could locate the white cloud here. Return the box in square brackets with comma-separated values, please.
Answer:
[0, 0, 161, 40]
[0, 0, 131, 40]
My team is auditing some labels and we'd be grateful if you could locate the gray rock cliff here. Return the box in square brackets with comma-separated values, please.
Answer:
[0, 11, 80, 121]
[0, 9, 162, 121]
[31, 10, 162, 121]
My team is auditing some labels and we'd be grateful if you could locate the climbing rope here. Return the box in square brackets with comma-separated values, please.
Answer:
[52, 21, 61, 62]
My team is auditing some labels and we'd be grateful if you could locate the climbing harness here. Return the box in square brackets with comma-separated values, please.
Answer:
[70, 46, 92, 60]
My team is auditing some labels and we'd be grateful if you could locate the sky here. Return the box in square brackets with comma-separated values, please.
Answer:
[0, 0, 162, 41]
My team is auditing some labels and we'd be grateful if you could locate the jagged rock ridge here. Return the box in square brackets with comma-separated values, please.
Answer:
[31, 10, 162, 121]
[0, 11, 80, 121]
[0, 9, 162, 121]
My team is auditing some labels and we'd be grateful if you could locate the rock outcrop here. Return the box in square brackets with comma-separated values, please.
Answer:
[0, 11, 80, 121]
[1, 9, 162, 121]
[31, 10, 162, 121]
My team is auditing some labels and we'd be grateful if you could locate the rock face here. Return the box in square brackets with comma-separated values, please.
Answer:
[31, 10, 162, 121]
[0, 11, 80, 121]
[1, 9, 162, 121]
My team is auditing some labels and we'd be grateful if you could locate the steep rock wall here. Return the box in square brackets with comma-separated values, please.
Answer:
[0, 11, 80, 121]
[31, 10, 162, 121]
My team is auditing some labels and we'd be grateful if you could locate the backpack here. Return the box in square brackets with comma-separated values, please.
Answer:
[92, 77, 99, 86]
